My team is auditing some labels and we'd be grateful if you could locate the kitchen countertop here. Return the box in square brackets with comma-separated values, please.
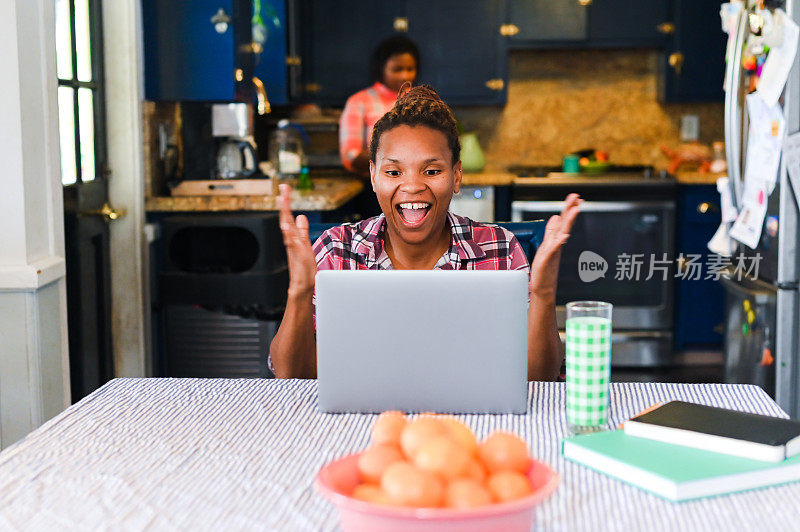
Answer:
[513, 174, 676, 188]
[674, 171, 724, 185]
[461, 170, 516, 186]
[311, 167, 517, 187]
[145, 177, 363, 212]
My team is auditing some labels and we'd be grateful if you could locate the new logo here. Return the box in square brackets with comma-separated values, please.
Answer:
[578, 251, 608, 283]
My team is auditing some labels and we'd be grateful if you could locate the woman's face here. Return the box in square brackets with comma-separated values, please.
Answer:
[382, 53, 417, 92]
[370, 125, 462, 248]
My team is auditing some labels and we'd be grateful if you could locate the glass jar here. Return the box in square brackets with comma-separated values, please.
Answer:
[269, 120, 305, 179]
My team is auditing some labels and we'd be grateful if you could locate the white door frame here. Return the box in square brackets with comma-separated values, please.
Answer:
[103, 0, 150, 378]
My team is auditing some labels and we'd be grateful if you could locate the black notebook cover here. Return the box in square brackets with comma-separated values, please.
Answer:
[632, 401, 800, 446]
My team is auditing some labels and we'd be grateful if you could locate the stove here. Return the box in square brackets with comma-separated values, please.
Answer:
[510, 165, 673, 190]
[511, 164, 675, 202]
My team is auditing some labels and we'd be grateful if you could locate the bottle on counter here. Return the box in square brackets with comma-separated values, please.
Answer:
[269, 119, 306, 180]
[297, 167, 313, 191]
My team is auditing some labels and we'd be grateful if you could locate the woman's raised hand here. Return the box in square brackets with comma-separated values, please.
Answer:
[529, 193, 582, 298]
[278, 184, 317, 297]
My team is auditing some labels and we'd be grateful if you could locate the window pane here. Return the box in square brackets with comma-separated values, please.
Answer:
[75, 0, 92, 82]
[58, 87, 77, 185]
[55, 0, 73, 80]
[78, 88, 96, 182]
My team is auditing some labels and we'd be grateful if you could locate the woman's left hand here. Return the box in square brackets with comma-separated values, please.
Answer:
[529, 193, 582, 299]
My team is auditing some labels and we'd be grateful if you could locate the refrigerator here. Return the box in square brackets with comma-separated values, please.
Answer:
[722, 0, 800, 417]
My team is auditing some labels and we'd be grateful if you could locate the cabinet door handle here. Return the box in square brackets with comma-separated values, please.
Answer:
[669, 52, 684, 75]
[500, 24, 520, 37]
[485, 79, 504, 91]
[697, 202, 719, 214]
[656, 22, 675, 35]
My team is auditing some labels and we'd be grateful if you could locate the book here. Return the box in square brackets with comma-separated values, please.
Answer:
[623, 401, 800, 462]
[562, 429, 800, 502]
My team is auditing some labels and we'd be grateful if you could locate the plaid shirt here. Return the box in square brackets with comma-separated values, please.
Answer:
[338, 82, 398, 171]
[313, 212, 529, 273]
[267, 213, 566, 378]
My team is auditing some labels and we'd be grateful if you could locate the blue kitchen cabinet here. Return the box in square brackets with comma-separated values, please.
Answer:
[407, 0, 507, 105]
[143, 0, 237, 101]
[674, 184, 725, 348]
[294, 0, 506, 106]
[142, 0, 288, 104]
[659, 0, 727, 102]
[294, 0, 404, 106]
[588, 0, 670, 48]
[503, 0, 587, 46]
[503, 0, 670, 49]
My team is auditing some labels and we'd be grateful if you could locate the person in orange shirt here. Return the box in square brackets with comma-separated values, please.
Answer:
[339, 36, 419, 179]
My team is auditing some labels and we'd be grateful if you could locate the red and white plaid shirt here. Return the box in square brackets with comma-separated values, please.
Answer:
[313, 212, 529, 273]
[338, 82, 398, 171]
[267, 214, 565, 378]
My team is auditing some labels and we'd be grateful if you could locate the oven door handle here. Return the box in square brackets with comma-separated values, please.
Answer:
[511, 200, 674, 216]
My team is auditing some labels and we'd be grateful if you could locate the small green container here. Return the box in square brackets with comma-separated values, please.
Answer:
[562, 154, 580, 174]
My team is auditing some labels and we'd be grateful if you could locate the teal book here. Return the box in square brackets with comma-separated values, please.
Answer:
[562, 429, 800, 501]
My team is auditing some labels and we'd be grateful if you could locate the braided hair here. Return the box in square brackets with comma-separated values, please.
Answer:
[369, 84, 461, 166]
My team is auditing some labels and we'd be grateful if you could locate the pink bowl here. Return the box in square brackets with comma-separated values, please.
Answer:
[315, 454, 559, 532]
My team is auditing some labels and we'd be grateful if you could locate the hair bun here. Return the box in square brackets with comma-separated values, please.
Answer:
[395, 84, 443, 105]
[370, 83, 461, 166]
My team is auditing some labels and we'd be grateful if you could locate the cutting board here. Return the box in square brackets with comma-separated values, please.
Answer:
[170, 179, 276, 196]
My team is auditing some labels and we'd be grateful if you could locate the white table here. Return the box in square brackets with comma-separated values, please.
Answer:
[0, 379, 797, 530]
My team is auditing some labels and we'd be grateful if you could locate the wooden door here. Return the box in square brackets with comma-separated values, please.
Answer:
[56, 0, 121, 401]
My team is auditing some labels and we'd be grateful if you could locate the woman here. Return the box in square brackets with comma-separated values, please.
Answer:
[271, 85, 581, 381]
[339, 36, 419, 177]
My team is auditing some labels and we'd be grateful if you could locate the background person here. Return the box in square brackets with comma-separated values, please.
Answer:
[339, 36, 419, 176]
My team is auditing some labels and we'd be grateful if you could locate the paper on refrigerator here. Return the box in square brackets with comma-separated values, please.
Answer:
[707, 177, 738, 256]
[729, 181, 769, 249]
[743, 93, 785, 194]
[756, 9, 800, 107]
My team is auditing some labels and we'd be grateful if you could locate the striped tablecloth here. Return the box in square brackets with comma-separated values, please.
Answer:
[0, 378, 797, 531]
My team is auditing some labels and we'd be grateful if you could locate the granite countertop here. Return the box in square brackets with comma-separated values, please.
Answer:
[145, 177, 363, 212]
[460, 170, 516, 186]
[311, 166, 516, 187]
[674, 171, 724, 185]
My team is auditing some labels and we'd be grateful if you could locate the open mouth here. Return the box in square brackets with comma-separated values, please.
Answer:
[395, 202, 432, 226]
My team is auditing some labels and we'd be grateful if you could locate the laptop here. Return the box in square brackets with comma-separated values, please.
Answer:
[315, 270, 529, 414]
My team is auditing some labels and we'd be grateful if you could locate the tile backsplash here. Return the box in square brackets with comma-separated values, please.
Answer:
[454, 49, 724, 170]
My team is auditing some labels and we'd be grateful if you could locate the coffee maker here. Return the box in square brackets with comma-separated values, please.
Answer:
[212, 103, 258, 179]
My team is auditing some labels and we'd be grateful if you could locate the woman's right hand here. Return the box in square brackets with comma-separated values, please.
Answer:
[278, 184, 317, 297]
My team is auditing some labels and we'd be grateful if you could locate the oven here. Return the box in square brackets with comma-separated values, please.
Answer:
[511, 168, 677, 367]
